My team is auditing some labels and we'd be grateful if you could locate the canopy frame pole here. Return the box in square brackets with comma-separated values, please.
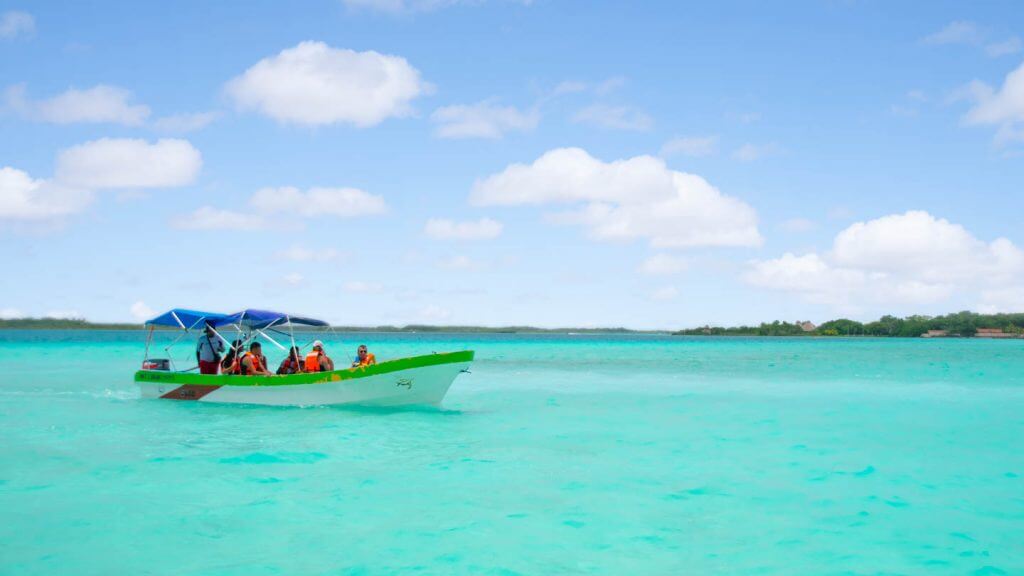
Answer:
[287, 315, 296, 356]
[143, 325, 154, 362]
[170, 310, 186, 330]
[256, 328, 287, 351]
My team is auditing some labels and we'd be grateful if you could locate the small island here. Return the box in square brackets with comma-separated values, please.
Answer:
[673, 311, 1024, 338]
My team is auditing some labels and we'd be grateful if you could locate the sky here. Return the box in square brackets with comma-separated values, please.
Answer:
[1, 0, 1023, 329]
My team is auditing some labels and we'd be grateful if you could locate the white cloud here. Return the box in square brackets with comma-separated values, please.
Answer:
[732, 142, 783, 161]
[417, 304, 452, 322]
[0, 307, 24, 319]
[987, 37, 1022, 57]
[175, 186, 386, 231]
[661, 135, 718, 158]
[276, 245, 341, 262]
[431, 101, 538, 139]
[171, 206, 267, 230]
[436, 255, 477, 271]
[572, 104, 652, 131]
[638, 253, 688, 275]
[0, 166, 93, 221]
[225, 41, 426, 126]
[746, 211, 1024, 311]
[341, 0, 529, 13]
[0, 11, 34, 39]
[923, 21, 983, 45]
[424, 217, 503, 240]
[962, 61, 1024, 141]
[250, 186, 387, 218]
[471, 147, 761, 249]
[282, 272, 305, 287]
[649, 286, 679, 301]
[152, 111, 219, 133]
[779, 217, 817, 233]
[56, 138, 201, 189]
[343, 280, 384, 293]
[5, 84, 150, 125]
[595, 76, 626, 95]
[130, 301, 155, 322]
[553, 80, 588, 95]
[45, 309, 81, 319]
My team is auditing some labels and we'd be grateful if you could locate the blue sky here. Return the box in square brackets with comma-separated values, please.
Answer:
[1, 0, 1023, 328]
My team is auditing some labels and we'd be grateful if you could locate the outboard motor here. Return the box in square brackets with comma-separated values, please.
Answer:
[142, 358, 171, 371]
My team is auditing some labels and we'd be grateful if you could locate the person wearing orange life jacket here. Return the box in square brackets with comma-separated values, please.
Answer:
[239, 342, 271, 376]
[304, 340, 334, 373]
[277, 346, 304, 375]
[221, 339, 244, 374]
[351, 344, 376, 368]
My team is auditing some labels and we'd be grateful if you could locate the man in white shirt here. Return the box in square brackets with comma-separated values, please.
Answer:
[196, 324, 225, 374]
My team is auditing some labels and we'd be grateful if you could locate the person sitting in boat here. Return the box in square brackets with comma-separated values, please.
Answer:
[277, 346, 304, 375]
[351, 344, 376, 368]
[239, 342, 271, 376]
[196, 324, 225, 375]
[304, 340, 334, 372]
[221, 339, 243, 374]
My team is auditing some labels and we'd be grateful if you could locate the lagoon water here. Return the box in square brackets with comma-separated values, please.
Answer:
[1, 330, 1022, 575]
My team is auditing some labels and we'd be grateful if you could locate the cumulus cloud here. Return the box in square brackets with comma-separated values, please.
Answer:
[343, 280, 384, 293]
[746, 211, 1024, 312]
[152, 111, 219, 133]
[282, 272, 305, 287]
[171, 207, 268, 231]
[649, 286, 679, 301]
[962, 61, 1024, 144]
[471, 147, 762, 248]
[986, 37, 1022, 57]
[342, 0, 529, 13]
[0, 307, 24, 319]
[572, 104, 652, 131]
[55, 138, 201, 189]
[0, 167, 93, 221]
[436, 255, 478, 271]
[276, 245, 341, 262]
[732, 142, 783, 161]
[431, 101, 538, 139]
[130, 301, 155, 322]
[418, 304, 452, 322]
[174, 186, 386, 230]
[250, 186, 387, 217]
[424, 217, 503, 240]
[225, 41, 426, 126]
[661, 135, 718, 158]
[0, 11, 34, 40]
[5, 84, 150, 125]
[922, 21, 984, 45]
[638, 253, 688, 275]
[779, 217, 817, 233]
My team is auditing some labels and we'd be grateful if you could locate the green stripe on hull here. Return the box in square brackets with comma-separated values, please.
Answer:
[135, 350, 474, 387]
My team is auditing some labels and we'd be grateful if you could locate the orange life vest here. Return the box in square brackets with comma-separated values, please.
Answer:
[239, 351, 265, 375]
[355, 352, 376, 367]
[305, 351, 323, 372]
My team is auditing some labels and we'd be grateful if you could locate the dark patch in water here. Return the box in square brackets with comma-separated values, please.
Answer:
[562, 520, 585, 529]
[219, 451, 327, 465]
[853, 465, 876, 477]
[884, 497, 909, 508]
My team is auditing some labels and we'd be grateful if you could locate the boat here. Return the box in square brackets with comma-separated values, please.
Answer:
[134, 308, 474, 407]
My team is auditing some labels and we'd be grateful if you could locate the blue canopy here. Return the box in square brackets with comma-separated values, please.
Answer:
[216, 309, 329, 329]
[145, 308, 230, 329]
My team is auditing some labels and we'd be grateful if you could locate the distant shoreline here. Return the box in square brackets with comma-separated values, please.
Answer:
[2, 311, 1022, 338]
[0, 318, 665, 334]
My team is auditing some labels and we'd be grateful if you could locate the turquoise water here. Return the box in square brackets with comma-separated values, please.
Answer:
[1, 331, 1023, 575]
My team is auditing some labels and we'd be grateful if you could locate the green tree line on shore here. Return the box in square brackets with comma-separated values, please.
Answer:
[673, 311, 1024, 337]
